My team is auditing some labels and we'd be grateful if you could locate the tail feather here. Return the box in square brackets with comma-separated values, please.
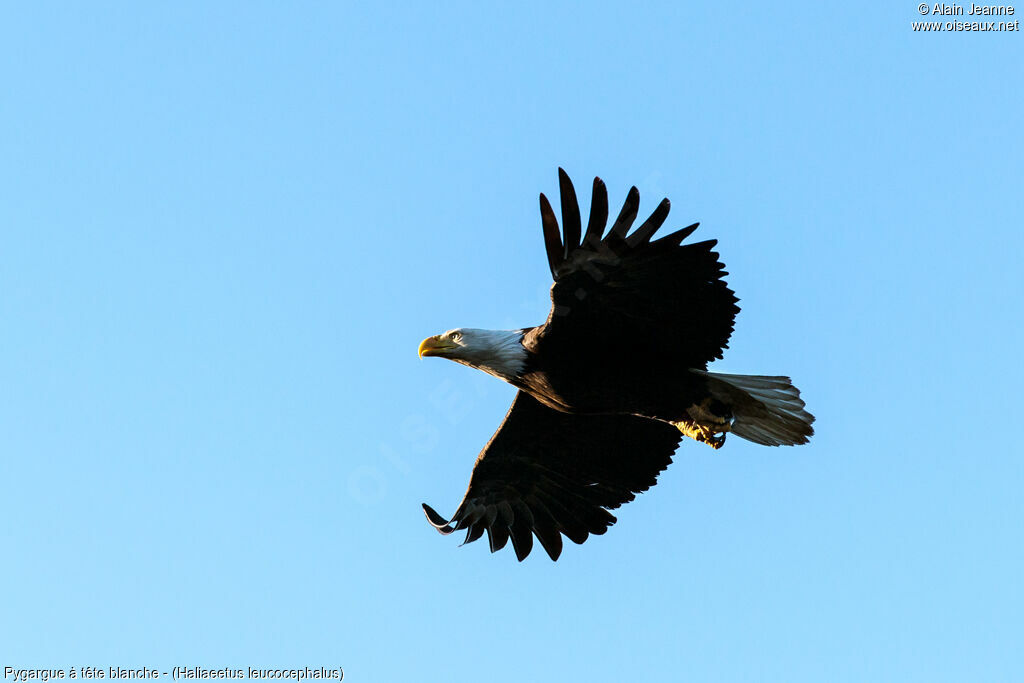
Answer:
[695, 370, 815, 446]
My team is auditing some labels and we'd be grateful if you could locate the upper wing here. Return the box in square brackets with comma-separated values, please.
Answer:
[533, 168, 740, 367]
[422, 391, 682, 561]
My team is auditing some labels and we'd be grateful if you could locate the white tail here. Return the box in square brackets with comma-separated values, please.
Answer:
[695, 370, 815, 446]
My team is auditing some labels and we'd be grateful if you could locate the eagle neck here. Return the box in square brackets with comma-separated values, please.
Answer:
[459, 329, 528, 383]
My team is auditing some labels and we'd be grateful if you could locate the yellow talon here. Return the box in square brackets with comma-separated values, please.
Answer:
[673, 420, 727, 449]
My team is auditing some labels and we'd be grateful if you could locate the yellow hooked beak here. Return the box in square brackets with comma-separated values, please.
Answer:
[418, 335, 458, 358]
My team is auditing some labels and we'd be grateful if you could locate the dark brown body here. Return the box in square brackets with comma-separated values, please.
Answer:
[514, 325, 718, 423]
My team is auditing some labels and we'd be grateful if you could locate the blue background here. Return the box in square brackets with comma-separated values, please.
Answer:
[3, 3, 1021, 681]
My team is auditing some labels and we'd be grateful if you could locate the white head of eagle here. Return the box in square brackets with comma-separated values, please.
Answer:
[418, 328, 528, 382]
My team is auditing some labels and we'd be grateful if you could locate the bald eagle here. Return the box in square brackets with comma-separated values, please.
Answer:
[419, 169, 814, 561]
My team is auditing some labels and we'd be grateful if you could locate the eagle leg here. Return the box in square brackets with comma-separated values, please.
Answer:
[673, 420, 727, 450]
[671, 397, 732, 449]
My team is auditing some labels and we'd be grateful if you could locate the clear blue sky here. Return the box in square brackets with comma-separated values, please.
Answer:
[2, 3, 1022, 681]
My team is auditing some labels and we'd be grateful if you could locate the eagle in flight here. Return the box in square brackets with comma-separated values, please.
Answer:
[418, 169, 814, 561]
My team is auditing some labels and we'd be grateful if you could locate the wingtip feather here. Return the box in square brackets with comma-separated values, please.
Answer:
[539, 192, 563, 279]
[558, 168, 582, 258]
[422, 503, 456, 535]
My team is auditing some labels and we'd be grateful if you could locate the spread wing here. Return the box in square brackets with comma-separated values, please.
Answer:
[422, 391, 682, 561]
[532, 168, 740, 367]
